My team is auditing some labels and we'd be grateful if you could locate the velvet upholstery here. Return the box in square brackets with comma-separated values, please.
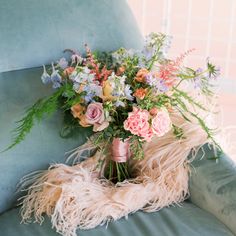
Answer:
[190, 144, 236, 234]
[0, 201, 234, 236]
[0, 0, 143, 73]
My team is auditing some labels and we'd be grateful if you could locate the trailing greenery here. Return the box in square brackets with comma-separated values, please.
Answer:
[173, 88, 209, 112]
[5, 88, 63, 151]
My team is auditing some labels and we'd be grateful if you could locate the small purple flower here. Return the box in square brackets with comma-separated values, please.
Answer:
[193, 68, 203, 88]
[142, 46, 156, 61]
[155, 79, 169, 93]
[57, 57, 68, 69]
[146, 73, 168, 93]
[41, 65, 51, 84]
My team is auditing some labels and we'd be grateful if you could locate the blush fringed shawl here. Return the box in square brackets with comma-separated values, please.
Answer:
[19, 113, 208, 236]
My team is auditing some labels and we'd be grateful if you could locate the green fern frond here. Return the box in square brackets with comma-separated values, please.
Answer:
[4, 89, 63, 151]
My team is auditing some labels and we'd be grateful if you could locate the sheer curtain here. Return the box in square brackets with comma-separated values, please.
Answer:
[128, 0, 236, 159]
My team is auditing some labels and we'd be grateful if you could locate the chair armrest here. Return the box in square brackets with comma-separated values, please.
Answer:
[189, 144, 236, 234]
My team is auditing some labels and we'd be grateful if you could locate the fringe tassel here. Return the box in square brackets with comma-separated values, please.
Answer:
[20, 114, 208, 236]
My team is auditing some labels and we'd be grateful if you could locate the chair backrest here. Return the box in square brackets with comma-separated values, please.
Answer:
[0, 0, 143, 213]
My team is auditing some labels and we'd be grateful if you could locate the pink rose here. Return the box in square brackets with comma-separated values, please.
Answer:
[151, 110, 171, 137]
[85, 102, 109, 132]
[124, 107, 153, 141]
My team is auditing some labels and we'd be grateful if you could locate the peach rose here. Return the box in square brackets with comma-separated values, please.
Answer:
[79, 115, 91, 128]
[71, 104, 84, 119]
[151, 110, 171, 137]
[124, 107, 153, 141]
[85, 102, 109, 132]
[149, 107, 158, 116]
[133, 88, 147, 100]
[135, 68, 149, 83]
[71, 104, 91, 128]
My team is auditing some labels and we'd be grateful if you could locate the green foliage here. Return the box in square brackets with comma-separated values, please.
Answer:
[5, 88, 63, 151]
[173, 88, 209, 112]
[171, 93, 222, 154]
[129, 135, 144, 160]
[59, 110, 91, 138]
[172, 124, 185, 139]
[93, 51, 114, 69]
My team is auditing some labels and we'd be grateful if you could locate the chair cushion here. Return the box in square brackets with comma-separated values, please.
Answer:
[189, 144, 236, 234]
[0, 0, 143, 72]
[0, 201, 233, 236]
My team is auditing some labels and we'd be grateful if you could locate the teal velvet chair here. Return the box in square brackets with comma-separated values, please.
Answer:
[0, 1, 236, 235]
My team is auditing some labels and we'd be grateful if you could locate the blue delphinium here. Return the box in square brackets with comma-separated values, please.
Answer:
[41, 65, 51, 84]
[71, 67, 94, 84]
[51, 63, 62, 89]
[107, 73, 134, 101]
[138, 33, 172, 68]
[83, 83, 102, 103]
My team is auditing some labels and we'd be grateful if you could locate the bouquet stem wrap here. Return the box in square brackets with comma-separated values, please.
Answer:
[111, 138, 130, 163]
[20, 114, 208, 236]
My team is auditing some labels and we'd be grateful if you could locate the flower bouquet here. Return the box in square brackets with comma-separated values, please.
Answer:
[8, 33, 221, 236]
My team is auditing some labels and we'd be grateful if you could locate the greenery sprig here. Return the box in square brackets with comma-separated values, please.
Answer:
[4, 88, 63, 151]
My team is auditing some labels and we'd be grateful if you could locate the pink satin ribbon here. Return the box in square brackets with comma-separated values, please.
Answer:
[111, 138, 130, 163]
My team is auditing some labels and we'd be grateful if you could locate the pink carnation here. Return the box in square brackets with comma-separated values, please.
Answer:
[124, 107, 153, 142]
[144, 128, 154, 142]
[151, 109, 171, 137]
